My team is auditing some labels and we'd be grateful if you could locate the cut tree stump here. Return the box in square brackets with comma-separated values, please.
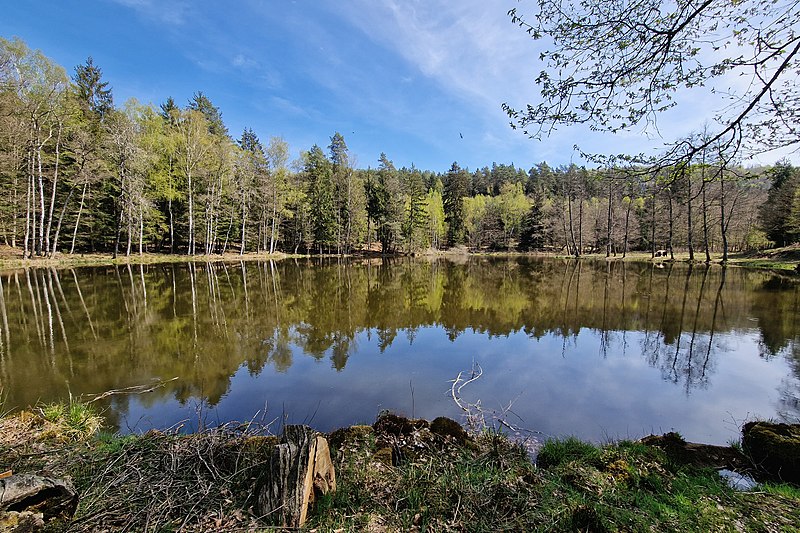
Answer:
[255, 425, 336, 528]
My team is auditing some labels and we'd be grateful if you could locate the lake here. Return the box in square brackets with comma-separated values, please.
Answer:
[0, 257, 797, 445]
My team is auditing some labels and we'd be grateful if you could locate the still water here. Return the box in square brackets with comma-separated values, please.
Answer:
[0, 257, 797, 445]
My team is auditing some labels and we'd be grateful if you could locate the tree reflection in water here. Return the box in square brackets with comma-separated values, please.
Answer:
[0, 258, 797, 437]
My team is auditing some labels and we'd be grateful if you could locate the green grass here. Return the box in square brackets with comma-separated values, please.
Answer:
[3, 407, 800, 532]
[37, 400, 104, 439]
[537, 436, 602, 469]
[311, 431, 800, 532]
[761, 482, 800, 499]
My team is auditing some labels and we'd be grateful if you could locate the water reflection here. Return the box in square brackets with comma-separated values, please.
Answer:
[0, 258, 797, 442]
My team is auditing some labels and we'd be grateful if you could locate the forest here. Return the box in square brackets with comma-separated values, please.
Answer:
[1, 36, 799, 260]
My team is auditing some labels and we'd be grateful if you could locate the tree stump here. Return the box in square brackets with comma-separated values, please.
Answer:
[255, 425, 336, 528]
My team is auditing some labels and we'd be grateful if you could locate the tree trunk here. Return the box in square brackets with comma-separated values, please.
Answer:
[138, 203, 144, 255]
[70, 183, 87, 255]
[45, 122, 62, 255]
[256, 425, 336, 528]
[667, 188, 674, 260]
[623, 196, 632, 258]
[567, 197, 578, 257]
[606, 177, 613, 258]
[650, 190, 656, 259]
[686, 170, 694, 262]
[50, 186, 75, 258]
[24, 168, 32, 259]
[720, 170, 729, 263]
[187, 171, 194, 255]
[701, 178, 711, 263]
[578, 198, 584, 256]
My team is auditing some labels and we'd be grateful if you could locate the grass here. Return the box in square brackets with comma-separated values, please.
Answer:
[1, 407, 800, 531]
[310, 424, 800, 532]
[0, 248, 295, 271]
[0, 244, 797, 275]
[37, 401, 104, 440]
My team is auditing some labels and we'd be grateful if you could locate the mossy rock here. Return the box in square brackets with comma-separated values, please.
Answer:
[742, 421, 800, 483]
[372, 413, 428, 437]
[429, 417, 469, 445]
[372, 447, 394, 466]
[641, 432, 748, 471]
[327, 425, 374, 451]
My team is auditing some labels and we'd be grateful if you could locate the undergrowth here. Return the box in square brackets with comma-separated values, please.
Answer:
[2, 406, 800, 532]
[311, 428, 800, 533]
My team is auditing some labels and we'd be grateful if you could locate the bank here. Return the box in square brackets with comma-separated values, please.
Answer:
[0, 244, 798, 274]
[1, 404, 799, 532]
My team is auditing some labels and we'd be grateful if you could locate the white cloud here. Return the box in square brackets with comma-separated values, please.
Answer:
[337, 0, 534, 115]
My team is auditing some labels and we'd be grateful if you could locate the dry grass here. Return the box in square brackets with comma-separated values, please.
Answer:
[69, 425, 276, 532]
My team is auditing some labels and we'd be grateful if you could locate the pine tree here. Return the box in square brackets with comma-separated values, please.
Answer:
[518, 198, 546, 251]
[188, 91, 228, 137]
[72, 56, 113, 123]
[305, 145, 335, 253]
[443, 162, 470, 246]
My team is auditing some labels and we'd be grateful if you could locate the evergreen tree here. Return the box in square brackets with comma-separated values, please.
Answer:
[72, 57, 113, 123]
[518, 199, 546, 251]
[376, 153, 402, 253]
[328, 132, 353, 252]
[401, 165, 428, 252]
[305, 145, 335, 252]
[159, 96, 179, 124]
[443, 162, 470, 246]
[760, 160, 800, 247]
[188, 91, 228, 137]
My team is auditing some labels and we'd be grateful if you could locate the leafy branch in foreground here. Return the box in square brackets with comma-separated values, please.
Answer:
[504, 0, 800, 166]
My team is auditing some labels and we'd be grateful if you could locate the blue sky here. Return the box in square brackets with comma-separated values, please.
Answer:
[1, 1, 788, 172]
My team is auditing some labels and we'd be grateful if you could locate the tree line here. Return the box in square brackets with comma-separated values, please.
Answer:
[1, 37, 798, 259]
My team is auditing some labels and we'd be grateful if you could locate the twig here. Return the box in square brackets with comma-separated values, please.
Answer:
[84, 377, 179, 404]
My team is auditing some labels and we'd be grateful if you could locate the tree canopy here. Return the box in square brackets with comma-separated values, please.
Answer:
[504, 0, 800, 165]
[0, 36, 795, 260]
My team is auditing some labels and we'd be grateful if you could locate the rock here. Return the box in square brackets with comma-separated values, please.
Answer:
[373, 413, 428, 437]
[430, 417, 469, 445]
[0, 474, 77, 521]
[0, 510, 45, 532]
[328, 425, 373, 450]
[641, 432, 748, 470]
[742, 421, 800, 483]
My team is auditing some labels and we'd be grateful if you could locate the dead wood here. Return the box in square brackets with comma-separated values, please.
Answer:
[255, 425, 336, 528]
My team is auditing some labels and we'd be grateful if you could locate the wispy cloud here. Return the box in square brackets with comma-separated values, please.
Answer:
[336, 1, 536, 121]
[109, 0, 188, 25]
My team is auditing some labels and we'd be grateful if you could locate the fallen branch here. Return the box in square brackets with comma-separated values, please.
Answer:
[449, 362, 542, 456]
[84, 377, 179, 404]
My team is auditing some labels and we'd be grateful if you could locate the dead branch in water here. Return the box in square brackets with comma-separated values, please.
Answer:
[84, 377, 179, 404]
[450, 361, 542, 456]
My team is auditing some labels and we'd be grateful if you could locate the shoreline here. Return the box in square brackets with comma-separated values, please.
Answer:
[1, 405, 798, 531]
[0, 245, 796, 273]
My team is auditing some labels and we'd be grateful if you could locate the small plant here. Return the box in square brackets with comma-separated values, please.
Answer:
[37, 401, 103, 440]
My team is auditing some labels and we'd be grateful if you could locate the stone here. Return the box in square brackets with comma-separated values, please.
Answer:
[0, 474, 77, 521]
[0, 510, 45, 533]
[742, 421, 800, 483]
[430, 417, 469, 445]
